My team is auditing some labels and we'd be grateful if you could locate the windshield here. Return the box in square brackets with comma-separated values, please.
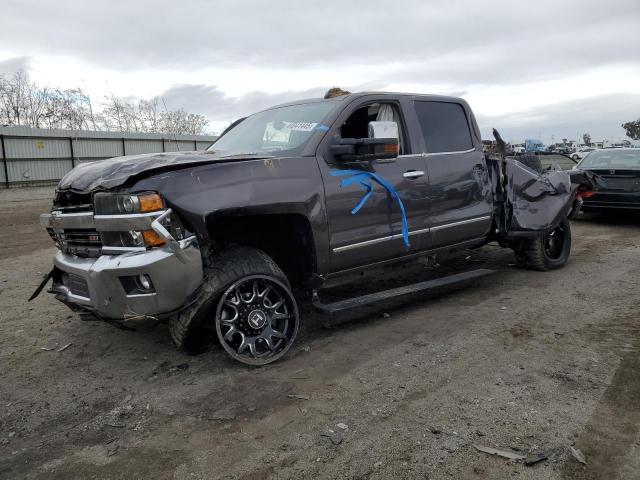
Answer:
[579, 149, 640, 169]
[208, 102, 335, 156]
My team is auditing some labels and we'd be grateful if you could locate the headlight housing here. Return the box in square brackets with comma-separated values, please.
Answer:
[94, 192, 164, 215]
[94, 192, 180, 250]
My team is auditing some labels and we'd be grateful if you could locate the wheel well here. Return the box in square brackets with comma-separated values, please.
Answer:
[205, 213, 316, 283]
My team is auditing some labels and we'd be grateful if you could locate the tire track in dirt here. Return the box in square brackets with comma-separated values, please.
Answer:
[561, 313, 640, 479]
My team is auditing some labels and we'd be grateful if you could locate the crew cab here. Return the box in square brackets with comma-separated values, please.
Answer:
[37, 92, 579, 365]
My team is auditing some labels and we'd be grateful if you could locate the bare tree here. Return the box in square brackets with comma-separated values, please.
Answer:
[582, 133, 591, 146]
[622, 119, 640, 141]
[158, 108, 209, 135]
[138, 97, 162, 133]
[0, 71, 99, 130]
[0, 70, 209, 134]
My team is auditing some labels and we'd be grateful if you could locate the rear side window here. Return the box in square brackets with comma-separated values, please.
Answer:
[414, 101, 473, 153]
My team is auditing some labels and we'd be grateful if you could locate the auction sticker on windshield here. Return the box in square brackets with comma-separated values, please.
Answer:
[283, 122, 317, 131]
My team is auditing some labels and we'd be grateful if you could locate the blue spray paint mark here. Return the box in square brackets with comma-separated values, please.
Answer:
[330, 169, 410, 249]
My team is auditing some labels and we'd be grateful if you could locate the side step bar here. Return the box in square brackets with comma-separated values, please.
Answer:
[312, 268, 495, 314]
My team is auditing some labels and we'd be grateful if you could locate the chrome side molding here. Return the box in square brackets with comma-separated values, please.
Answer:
[332, 216, 491, 253]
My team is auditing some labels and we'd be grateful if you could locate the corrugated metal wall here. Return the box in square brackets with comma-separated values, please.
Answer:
[0, 127, 217, 187]
[0, 135, 5, 184]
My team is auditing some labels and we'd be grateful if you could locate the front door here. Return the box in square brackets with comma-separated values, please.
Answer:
[317, 98, 431, 273]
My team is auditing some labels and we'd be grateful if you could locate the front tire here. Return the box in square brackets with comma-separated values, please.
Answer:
[215, 274, 299, 365]
[514, 217, 572, 271]
[169, 247, 299, 365]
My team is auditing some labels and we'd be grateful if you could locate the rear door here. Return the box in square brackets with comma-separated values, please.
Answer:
[317, 96, 431, 273]
[412, 100, 493, 248]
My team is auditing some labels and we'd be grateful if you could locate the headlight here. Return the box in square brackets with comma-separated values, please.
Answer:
[93, 192, 191, 251]
[94, 192, 164, 215]
[101, 230, 148, 247]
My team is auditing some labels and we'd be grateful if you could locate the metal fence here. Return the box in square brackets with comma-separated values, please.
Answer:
[0, 126, 218, 187]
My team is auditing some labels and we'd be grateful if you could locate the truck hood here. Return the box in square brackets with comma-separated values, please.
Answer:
[57, 151, 272, 193]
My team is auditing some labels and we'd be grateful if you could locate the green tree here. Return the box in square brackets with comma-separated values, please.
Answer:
[622, 119, 640, 140]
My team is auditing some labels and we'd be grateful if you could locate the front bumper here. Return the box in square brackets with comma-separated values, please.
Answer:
[50, 239, 203, 319]
[40, 207, 203, 320]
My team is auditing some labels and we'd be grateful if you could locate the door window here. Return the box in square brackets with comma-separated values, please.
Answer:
[339, 103, 408, 154]
[414, 101, 473, 153]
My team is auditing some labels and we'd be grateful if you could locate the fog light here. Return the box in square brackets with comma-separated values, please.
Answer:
[119, 274, 156, 295]
[137, 274, 153, 291]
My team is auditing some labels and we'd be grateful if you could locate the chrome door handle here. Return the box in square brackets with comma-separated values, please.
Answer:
[403, 170, 425, 179]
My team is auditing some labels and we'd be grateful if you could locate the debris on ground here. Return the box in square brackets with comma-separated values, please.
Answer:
[39, 347, 54, 351]
[321, 430, 343, 446]
[336, 422, 348, 430]
[570, 446, 587, 464]
[382, 312, 391, 318]
[207, 412, 236, 422]
[107, 445, 119, 457]
[169, 363, 189, 372]
[473, 444, 526, 460]
[287, 394, 310, 400]
[429, 426, 442, 434]
[524, 450, 552, 466]
[57, 343, 72, 352]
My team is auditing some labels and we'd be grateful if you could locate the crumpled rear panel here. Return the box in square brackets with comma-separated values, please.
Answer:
[505, 159, 572, 232]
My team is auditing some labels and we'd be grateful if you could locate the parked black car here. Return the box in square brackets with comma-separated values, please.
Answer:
[575, 148, 640, 211]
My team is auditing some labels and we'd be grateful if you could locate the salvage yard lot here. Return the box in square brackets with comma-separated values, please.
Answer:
[1, 187, 639, 480]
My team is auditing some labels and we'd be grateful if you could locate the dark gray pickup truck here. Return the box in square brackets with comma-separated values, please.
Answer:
[37, 92, 581, 365]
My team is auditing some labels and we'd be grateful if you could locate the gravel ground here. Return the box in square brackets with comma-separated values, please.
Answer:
[0, 187, 639, 480]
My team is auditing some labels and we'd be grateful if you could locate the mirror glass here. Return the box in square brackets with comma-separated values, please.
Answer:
[368, 121, 398, 140]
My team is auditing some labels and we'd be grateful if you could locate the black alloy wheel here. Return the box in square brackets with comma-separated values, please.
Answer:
[543, 222, 566, 260]
[215, 275, 299, 366]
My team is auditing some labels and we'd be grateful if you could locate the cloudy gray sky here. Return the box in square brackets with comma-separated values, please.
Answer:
[1, 0, 639, 142]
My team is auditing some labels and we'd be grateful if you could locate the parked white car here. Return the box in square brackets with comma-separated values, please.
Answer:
[571, 148, 595, 160]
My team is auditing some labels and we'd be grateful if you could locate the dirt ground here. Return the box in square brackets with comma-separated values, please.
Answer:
[1, 187, 639, 480]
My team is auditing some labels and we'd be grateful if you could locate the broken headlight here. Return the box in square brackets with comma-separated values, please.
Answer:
[100, 230, 146, 248]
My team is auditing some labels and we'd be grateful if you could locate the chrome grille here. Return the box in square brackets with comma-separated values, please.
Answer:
[58, 228, 103, 258]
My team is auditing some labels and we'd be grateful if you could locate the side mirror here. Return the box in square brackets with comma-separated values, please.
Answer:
[330, 121, 399, 162]
[368, 121, 398, 140]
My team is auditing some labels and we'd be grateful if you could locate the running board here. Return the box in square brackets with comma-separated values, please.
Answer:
[312, 268, 495, 314]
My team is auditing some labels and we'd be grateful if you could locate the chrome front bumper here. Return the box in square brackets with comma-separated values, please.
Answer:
[40, 208, 203, 320]
[50, 239, 203, 319]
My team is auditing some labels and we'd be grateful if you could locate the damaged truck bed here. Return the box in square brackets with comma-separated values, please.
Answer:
[35, 92, 591, 365]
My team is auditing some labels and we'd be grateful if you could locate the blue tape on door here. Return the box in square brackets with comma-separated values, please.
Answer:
[330, 169, 410, 249]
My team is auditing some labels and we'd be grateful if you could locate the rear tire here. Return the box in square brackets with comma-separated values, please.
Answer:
[169, 247, 298, 365]
[514, 217, 572, 271]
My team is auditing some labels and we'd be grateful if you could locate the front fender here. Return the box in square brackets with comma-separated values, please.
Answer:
[129, 156, 331, 275]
